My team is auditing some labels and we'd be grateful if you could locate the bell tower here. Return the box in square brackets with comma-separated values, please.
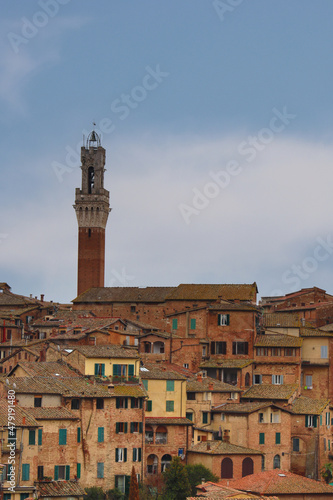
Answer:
[74, 130, 111, 296]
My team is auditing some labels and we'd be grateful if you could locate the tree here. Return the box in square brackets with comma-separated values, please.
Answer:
[185, 464, 219, 495]
[161, 457, 191, 500]
[129, 466, 140, 500]
[321, 463, 333, 484]
[84, 487, 105, 500]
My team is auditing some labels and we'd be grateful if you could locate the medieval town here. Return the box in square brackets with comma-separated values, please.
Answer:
[1, 130, 333, 500]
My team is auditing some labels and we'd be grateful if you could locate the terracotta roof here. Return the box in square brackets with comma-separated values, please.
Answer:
[255, 334, 302, 347]
[187, 376, 241, 393]
[73, 286, 174, 303]
[262, 313, 301, 328]
[189, 440, 262, 455]
[9, 361, 81, 378]
[166, 283, 257, 302]
[69, 345, 139, 359]
[23, 407, 79, 420]
[289, 396, 329, 415]
[301, 326, 333, 337]
[318, 323, 333, 332]
[226, 469, 333, 495]
[112, 384, 147, 398]
[37, 480, 86, 497]
[212, 402, 272, 414]
[0, 399, 39, 426]
[200, 360, 253, 369]
[146, 417, 193, 425]
[193, 482, 275, 499]
[140, 362, 186, 380]
[241, 384, 298, 400]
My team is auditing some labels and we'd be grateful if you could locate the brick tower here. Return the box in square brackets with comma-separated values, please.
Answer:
[74, 130, 111, 296]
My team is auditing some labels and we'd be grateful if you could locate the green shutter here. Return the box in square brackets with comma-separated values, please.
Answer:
[131, 398, 135, 408]
[313, 415, 318, 428]
[28, 430, 35, 445]
[59, 429, 67, 445]
[115, 449, 119, 462]
[76, 463, 81, 479]
[259, 433, 265, 445]
[98, 427, 104, 442]
[38, 429, 42, 445]
[138, 448, 142, 462]
[125, 475, 130, 497]
[190, 318, 196, 330]
[276, 432, 281, 444]
[320, 415, 323, 425]
[172, 318, 178, 330]
[130, 422, 134, 433]
[124, 448, 127, 462]
[125, 397, 128, 408]
[97, 463, 104, 478]
[166, 400, 174, 412]
[139, 422, 143, 433]
[166, 380, 174, 391]
[94, 364, 99, 375]
[133, 448, 137, 461]
[124, 422, 128, 433]
[54, 466, 59, 480]
[22, 464, 30, 481]
[139, 398, 143, 409]
[202, 412, 208, 424]
[116, 422, 119, 434]
[128, 364, 134, 376]
[65, 465, 70, 480]
[305, 415, 308, 427]
[147, 400, 152, 411]
[101, 364, 105, 376]
[113, 364, 119, 376]
[226, 314, 230, 325]
[77, 427, 81, 443]
[142, 379, 148, 390]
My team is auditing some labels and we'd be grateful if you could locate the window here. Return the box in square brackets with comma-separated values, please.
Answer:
[77, 427, 81, 443]
[133, 448, 142, 462]
[326, 412, 331, 426]
[183, 363, 189, 369]
[116, 397, 128, 409]
[166, 401, 174, 412]
[221, 457, 233, 478]
[186, 412, 193, 421]
[187, 392, 195, 400]
[292, 438, 300, 452]
[131, 305, 136, 313]
[59, 429, 67, 445]
[37, 466, 44, 480]
[202, 412, 208, 424]
[7, 330, 12, 340]
[232, 342, 248, 355]
[256, 347, 268, 356]
[272, 375, 283, 385]
[113, 364, 129, 377]
[270, 412, 280, 423]
[96, 398, 104, 409]
[115, 448, 127, 463]
[38, 428, 42, 445]
[190, 318, 196, 330]
[259, 433, 265, 444]
[242, 457, 254, 477]
[166, 380, 174, 391]
[94, 363, 105, 376]
[142, 379, 148, 390]
[98, 427, 104, 442]
[202, 345, 207, 357]
[285, 348, 295, 356]
[321, 345, 328, 358]
[258, 413, 264, 423]
[28, 430, 36, 445]
[146, 400, 152, 412]
[172, 318, 178, 330]
[305, 415, 317, 428]
[253, 374, 262, 385]
[275, 432, 281, 444]
[76, 463, 81, 479]
[131, 397, 141, 409]
[115, 475, 129, 495]
[271, 347, 281, 356]
[305, 375, 313, 389]
[230, 392, 237, 400]
[22, 464, 30, 481]
[211, 341, 227, 355]
[273, 454, 280, 469]
[116, 422, 128, 434]
[245, 373, 250, 386]
[261, 455, 265, 471]
[130, 422, 143, 433]
[34, 396, 42, 408]
[97, 462, 104, 478]
[218, 314, 230, 326]
[71, 399, 80, 410]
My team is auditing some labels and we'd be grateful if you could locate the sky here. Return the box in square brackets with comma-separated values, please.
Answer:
[1, 0, 333, 304]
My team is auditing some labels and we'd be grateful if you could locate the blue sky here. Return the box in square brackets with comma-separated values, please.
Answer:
[1, 0, 333, 303]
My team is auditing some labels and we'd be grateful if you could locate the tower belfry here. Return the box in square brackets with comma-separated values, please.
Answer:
[73, 130, 111, 296]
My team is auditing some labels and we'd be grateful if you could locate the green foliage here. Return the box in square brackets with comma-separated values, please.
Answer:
[161, 457, 191, 500]
[321, 462, 333, 484]
[185, 464, 219, 495]
[84, 487, 105, 500]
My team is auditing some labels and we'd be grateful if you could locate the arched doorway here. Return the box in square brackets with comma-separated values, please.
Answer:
[161, 454, 172, 472]
[221, 457, 233, 478]
[242, 457, 254, 477]
[147, 454, 158, 474]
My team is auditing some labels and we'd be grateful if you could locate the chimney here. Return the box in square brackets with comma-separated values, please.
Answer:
[208, 382, 214, 391]
[207, 442, 210, 451]
[196, 373, 202, 382]
[40, 294, 44, 302]
[223, 429, 230, 443]
[22, 416, 26, 425]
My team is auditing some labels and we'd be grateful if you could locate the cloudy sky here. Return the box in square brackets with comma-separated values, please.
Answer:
[1, 1, 333, 303]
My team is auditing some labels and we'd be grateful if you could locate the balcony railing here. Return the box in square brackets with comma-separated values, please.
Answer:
[155, 437, 167, 444]
[111, 376, 140, 384]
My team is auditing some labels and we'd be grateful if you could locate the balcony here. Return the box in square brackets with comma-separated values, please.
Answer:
[111, 376, 140, 384]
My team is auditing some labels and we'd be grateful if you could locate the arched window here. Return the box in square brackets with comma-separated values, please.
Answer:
[88, 166, 94, 193]
[161, 454, 172, 472]
[273, 454, 280, 469]
[155, 426, 167, 444]
[242, 457, 254, 477]
[221, 457, 233, 478]
[145, 425, 154, 444]
[147, 454, 158, 474]
[144, 342, 151, 353]
[153, 341, 165, 353]
[245, 373, 250, 387]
